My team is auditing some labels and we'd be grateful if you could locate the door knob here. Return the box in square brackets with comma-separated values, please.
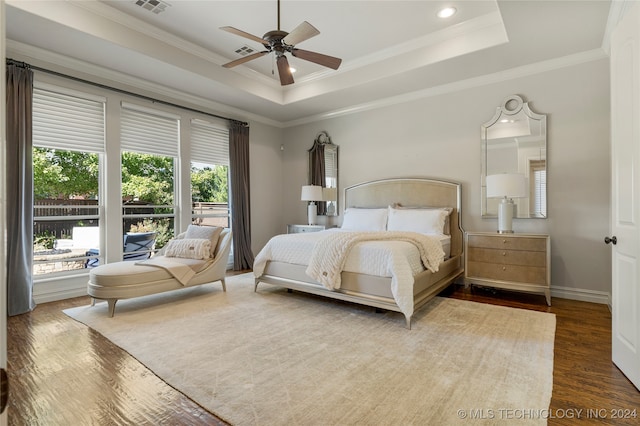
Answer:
[604, 236, 617, 245]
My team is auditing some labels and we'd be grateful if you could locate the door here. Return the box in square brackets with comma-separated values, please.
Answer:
[1, 1, 9, 422]
[610, 2, 640, 391]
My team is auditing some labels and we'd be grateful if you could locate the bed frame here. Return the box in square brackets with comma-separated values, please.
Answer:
[254, 177, 464, 328]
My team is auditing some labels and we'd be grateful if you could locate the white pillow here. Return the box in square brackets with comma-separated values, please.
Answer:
[341, 208, 388, 231]
[387, 206, 450, 235]
[185, 225, 222, 257]
[164, 238, 211, 260]
[392, 205, 454, 234]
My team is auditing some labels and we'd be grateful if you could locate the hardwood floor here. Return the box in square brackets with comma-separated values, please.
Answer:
[6, 280, 639, 425]
[444, 285, 640, 425]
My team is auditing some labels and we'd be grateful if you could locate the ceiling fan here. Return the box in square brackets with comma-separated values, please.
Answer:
[220, 0, 342, 86]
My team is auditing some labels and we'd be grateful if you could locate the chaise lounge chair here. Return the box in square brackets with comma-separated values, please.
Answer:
[88, 227, 232, 317]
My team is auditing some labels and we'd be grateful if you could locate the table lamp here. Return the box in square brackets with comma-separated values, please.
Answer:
[486, 173, 527, 233]
[301, 185, 324, 225]
[323, 187, 338, 216]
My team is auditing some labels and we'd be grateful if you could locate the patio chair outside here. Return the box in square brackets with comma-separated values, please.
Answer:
[85, 231, 156, 267]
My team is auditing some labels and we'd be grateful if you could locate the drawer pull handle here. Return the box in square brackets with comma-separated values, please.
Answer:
[502, 267, 506, 271]
[502, 252, 506, 256]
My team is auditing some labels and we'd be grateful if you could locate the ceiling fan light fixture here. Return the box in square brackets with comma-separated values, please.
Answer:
[220, 0, 342, 85]
[437, 7, 457, 19]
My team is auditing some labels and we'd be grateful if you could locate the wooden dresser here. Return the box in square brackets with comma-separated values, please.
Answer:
[465, 232, 551, 305]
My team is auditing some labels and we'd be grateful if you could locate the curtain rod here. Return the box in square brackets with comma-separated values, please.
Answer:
[6, 58, 248, 127]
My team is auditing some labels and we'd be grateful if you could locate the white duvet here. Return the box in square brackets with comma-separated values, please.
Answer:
[252, 229, 449, 318]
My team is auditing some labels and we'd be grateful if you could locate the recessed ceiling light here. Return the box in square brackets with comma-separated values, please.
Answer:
[289, 67, 297, 74]
[437, 7, 457, 19]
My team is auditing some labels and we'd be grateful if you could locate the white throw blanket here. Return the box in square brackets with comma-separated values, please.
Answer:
[136, 256, 197, 285]
[305, 231, 444, 291]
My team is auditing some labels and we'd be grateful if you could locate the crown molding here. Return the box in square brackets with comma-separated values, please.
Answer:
[601, 0, 636, 55]
[6, 40, 283, 128]
[6, 40, 607, 130]
[283, 48, 608, 128]
[57, 0, 282, 88]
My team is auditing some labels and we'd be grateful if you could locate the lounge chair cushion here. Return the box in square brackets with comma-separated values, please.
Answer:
[90, 256, 208, 288]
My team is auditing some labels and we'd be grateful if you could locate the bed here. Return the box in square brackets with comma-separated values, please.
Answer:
[253, 178, 464, 328]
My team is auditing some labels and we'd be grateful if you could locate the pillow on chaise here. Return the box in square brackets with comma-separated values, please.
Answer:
[185, 225, 222, 257]
[164, 238, 211, 260]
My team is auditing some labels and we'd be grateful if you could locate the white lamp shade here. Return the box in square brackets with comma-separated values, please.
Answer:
[486, 173, 527, 198]
[301, 185, 324, 201]
[322, 187, 337, 201]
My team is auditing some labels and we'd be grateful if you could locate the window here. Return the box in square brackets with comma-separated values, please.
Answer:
[32, 84, 105, 275]
[190, 119, 230, 229]
[530, 159, 547, 217]
[120, 102, 179, 260]
[30, 75, 236, 286]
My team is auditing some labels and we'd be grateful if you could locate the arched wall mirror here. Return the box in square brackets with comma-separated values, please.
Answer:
[481, 95, 547, 218]
[308, 131, 339, 216]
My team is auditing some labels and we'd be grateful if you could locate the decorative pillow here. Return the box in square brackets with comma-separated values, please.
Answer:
[164, 238, 211, 260]
[387, 206, 451, 235]
[185, 225, 222, 257]
[341, 208, 388, 231]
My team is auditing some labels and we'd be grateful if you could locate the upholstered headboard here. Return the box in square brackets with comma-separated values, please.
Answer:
[343, 178, 463, 256]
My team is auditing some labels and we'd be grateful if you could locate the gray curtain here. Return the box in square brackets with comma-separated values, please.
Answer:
[6, 63, 36, 316]
[308, 141, 326, 215]
[229, 121, 254, 270]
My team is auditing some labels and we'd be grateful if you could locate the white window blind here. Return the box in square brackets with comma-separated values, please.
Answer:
[324, 149, 337, 187]
[534, 169, 547, 216]
[190, 119, 229, 166]
[529, 159, 546, 216]
[121, 102, 179, 157]
[33, 86, 105, 153]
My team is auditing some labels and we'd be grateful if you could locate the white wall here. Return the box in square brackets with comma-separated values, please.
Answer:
[279, 58, 611, 301]
[248, 121, 285, 253]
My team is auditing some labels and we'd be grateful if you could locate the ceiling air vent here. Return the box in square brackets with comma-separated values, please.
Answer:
[134, 0, 171, 14]
[234, 46, 257, 57]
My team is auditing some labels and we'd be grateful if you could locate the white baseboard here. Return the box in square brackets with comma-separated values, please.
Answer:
[550, 285, 611, 307]
[34, 274, 88, 304]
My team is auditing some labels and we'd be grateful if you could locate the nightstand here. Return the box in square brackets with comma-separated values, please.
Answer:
[465, 232, 551, 305]
[287, 224, 326, 234]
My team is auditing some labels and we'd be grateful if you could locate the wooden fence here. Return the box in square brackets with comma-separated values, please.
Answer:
[34, 199, 99, 239]
[34, 200, 229, 239]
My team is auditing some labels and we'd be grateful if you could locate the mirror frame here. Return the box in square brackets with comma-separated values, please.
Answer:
[308, 131, 339, 216]
[481, 95, 547, 218]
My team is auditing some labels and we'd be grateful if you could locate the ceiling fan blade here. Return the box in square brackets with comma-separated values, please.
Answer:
[282, 21, 320, 46]
[291, 49, 342, 70]
[220, 26, 266, 45]
[222, 51, 269, 68]
[276, 56, 295, 86]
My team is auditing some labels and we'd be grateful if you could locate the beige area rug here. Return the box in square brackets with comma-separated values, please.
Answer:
[65, 273, 556, 425]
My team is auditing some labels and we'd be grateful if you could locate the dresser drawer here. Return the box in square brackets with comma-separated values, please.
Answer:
[467, 247, 547, 267]
[467, 261, 547, 285]
[467, 235, 547, 252]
